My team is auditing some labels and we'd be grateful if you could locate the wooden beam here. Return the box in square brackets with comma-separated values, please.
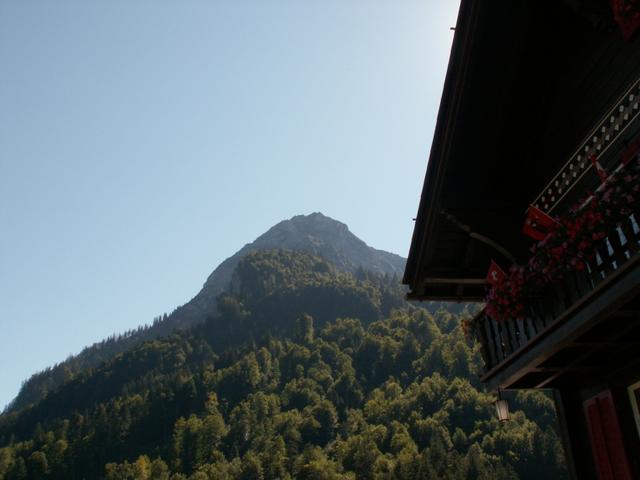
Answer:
[423, 277, 486, 285]
[533, 320, 640, 388]
[406, 293, 485, 302]
[570, 341, 640, 348]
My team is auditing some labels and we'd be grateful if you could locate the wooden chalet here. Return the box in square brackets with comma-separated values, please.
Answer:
[404, 0, 640, 478]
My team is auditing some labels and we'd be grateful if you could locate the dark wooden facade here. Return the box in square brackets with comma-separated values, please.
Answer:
[404, 1, 640, 478]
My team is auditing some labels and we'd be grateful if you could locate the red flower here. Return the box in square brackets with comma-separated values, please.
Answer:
[483, 161, 639, 323]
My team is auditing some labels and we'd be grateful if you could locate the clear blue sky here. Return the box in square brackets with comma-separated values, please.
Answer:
[0, 0, 459, 409]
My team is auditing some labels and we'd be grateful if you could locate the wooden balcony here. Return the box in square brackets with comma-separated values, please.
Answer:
[472, 210, 640, 388]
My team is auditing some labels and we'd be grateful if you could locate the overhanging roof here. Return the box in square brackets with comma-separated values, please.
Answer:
[403, 0, 639, 301]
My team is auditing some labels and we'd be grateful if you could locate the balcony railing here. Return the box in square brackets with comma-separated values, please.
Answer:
[472, 211, 640, 373]
[532, 77, 640, 215]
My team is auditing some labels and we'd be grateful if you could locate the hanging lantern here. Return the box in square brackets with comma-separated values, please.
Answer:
[494, 389, 510, 422]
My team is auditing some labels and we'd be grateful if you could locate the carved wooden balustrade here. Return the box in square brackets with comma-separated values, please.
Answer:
[472, 211, 640, 372]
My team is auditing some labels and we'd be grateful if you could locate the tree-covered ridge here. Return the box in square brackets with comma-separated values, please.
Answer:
[0, 250, 566, 479]
[7, 212, 406, 414]
[5, 322, 164, 414]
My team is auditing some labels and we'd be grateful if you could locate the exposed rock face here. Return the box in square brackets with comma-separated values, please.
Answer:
[166, 212, 405, 330]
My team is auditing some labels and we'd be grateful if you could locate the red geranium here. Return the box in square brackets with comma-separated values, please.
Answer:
[484, 158, 640, 321]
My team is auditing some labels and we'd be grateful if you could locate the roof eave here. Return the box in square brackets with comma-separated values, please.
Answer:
[403, 0, 481, 299]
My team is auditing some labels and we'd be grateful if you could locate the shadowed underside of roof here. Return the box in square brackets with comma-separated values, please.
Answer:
[404, 0, 640, 301]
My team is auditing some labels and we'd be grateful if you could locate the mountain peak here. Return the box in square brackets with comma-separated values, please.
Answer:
[296, 211, 330, 219]
[258, 213, 351, 248]
[7, 213, 405, 412]
[169, 213, 405, 330]
[291, 211, 344, 225]
[272, 212, 348, 232]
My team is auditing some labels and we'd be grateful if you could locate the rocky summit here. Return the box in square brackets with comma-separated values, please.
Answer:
[169, 212, 406, 331]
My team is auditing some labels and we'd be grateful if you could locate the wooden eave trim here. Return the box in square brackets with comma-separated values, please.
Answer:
[423, 277, 487, 285]
[406, 294, 485, 303]
[403, 0, 481, 292]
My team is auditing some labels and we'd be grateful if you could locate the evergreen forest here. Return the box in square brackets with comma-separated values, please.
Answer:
[0, 250, 568, 479]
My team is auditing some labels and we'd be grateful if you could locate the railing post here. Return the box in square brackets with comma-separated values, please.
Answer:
[490, 317, 505, 361]
[483, 315, 498, 368]
[527, 302, 541, 337]
[563, 272, 581, 305]
[474, 320, 491, 369]
[516, 318, 528, 347]
[624, 214, 640, 255]
[507, 320, 519, 351]
[500, 320, 512, 357]
[573, 269, 592, 296]
[609, 226, 628, 267]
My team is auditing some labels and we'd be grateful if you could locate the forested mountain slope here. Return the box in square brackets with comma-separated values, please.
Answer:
[170, 212, 406, 331]
[0, 251, 567, 479]
[7, 213, 405, 413]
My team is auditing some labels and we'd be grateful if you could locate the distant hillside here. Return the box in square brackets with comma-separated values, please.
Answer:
[0, 250, 566, 480]
[6, 213, 405, 413]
